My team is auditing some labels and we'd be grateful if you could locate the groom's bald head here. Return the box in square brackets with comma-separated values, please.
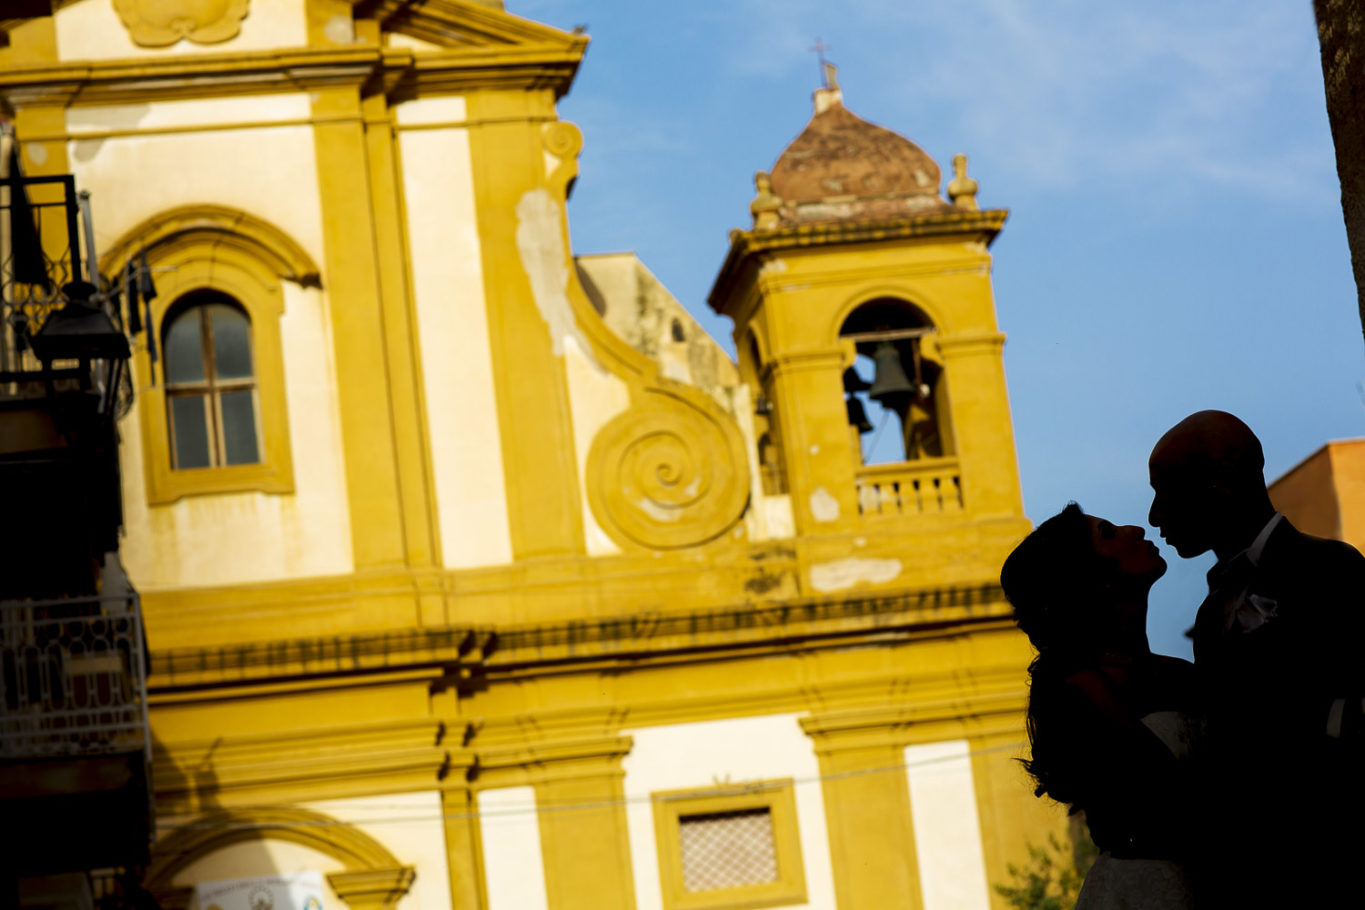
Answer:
[1152, 410, 1265, 483]
[1148, 411, 1270, 558]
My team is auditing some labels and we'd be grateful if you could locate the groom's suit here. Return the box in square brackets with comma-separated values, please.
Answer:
[1189, 514, 1365, 904]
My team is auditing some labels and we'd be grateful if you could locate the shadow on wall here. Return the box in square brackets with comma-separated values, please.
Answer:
[575, 261, 609, 316]
[145, 731, 417, 910]
[147, 731, 285, 910]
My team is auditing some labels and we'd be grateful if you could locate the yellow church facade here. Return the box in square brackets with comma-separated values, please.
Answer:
[1, 2, 1063, 908]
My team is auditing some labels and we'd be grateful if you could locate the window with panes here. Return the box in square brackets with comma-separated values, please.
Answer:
[162, 294, 262, 470]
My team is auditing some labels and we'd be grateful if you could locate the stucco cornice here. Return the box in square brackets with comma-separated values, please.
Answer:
[148, 581, 1013, 691]
[357, 0, 588, 52]
[0, 41, 583, 108]
[707, 208, 1009, 317]
[150, 718, 454, 814]
[386, 43, 583, 99]
[0, 46, 383, 106]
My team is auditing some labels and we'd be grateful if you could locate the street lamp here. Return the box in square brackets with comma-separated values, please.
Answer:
[29, 280, 131, 418]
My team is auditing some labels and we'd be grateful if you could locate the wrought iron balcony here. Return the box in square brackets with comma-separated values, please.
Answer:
[1, 138, 150, 877]
[0, 591, 149, 761]
[2, 171, 84, 378]
[2, 163, 135, 598]
[2, 165, 131, 415]
[0, 590, 154, 877]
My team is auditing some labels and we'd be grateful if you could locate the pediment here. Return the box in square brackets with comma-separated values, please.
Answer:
[3, 0, 584, 54]
[357, 0, 585, 52]
[1, 0, 585, 103]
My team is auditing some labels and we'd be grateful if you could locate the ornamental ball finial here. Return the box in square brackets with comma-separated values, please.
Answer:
[947, 153, 979, 210]
[750, 170, 783, 231]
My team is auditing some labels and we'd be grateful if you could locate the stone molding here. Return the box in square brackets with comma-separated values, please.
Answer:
[146, 806, 415, 909]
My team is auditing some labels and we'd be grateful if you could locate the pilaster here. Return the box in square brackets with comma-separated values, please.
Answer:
[969, 729, 1070, 910]
[465, 88, 586, 560]
[476, 734, 636, 910]
[10, 101, 73, 272]
[935, 331, 1023, 519]
[310, 85, 410, 572]
[441, 784, 489, 910]
[534, 752, 637, 910]
[10, 102, 69, 174]
[768, 347, 861, 534]
[360, 88, 443, 575]
[801, 716, 923, 910]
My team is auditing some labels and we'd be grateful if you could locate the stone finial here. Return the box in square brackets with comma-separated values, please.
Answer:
[947, 153, 979, 210]
[813, 63, 844, 114]
[750, 171, 783, 231]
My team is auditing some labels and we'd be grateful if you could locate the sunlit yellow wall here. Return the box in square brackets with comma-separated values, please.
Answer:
[396, 94, 515, 570]
[61, 95, 352, 588]
[0, 2, 1062, 907]
[54, 0, 307, 59]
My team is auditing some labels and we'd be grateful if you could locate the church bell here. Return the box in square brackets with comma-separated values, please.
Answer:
[867, 340, 914, 404]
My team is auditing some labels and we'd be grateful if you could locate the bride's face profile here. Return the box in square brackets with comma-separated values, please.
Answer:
[1086, 514, 1167, 586]
[1001, 504, 1164, 654]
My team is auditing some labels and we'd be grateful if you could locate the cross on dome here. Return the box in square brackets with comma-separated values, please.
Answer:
[764, 73, 952, 226]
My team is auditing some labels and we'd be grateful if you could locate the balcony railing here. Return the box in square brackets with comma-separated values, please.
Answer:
[855, 457, 963, 517]
[2, 171, 84, 376]
[2, 165, 133, 420]
[0, 592, 149, 760]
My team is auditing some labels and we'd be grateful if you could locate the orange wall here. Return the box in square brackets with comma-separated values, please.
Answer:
[1269, 439, 1365, 553]
[1269, 444, 1340, 541]
[1327, 441, 1365, 554]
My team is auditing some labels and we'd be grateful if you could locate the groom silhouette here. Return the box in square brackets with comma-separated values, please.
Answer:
[1148, 410, 1365, 906]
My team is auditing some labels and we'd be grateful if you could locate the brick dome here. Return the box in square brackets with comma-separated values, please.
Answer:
[768, 95, 949, 225]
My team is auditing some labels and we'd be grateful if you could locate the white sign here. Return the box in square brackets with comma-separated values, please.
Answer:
[195, 871, 326, 910]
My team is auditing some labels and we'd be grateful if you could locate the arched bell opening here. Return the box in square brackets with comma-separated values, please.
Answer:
[839, 298, 953, 464]
[744, 333, 788, 495]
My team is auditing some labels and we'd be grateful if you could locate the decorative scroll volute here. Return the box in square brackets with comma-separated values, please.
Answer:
[587, 387, 750, 550]
[113, 0, 250, 47]
[537, 119, 751, 550]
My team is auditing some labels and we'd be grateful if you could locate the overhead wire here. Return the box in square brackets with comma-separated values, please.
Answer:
[156, 739, 1030, 836]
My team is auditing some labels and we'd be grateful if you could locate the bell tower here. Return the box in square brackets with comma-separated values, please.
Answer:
[709, 71, 1028, 576]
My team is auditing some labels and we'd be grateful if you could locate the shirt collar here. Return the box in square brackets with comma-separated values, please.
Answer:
[1245, 511, 1284, 567]
[1206, 512, 1283, 589]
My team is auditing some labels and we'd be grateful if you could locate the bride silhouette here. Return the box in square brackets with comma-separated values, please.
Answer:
[1001, 503, 1202, 908]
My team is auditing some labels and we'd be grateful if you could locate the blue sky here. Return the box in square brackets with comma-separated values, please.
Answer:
[522, 0, 1365, 658]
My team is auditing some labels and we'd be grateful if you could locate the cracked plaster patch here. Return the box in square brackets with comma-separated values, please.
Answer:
[809, 486, 839, 522]
[515, 188, 592, 359]
[810, 557, 902, 593]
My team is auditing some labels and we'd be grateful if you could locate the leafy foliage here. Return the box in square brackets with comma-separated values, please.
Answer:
[993, 819, 1097, 910]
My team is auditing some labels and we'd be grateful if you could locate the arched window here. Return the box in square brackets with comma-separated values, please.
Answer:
[163, 294, 261, 470]
[839, 299, 952, 464]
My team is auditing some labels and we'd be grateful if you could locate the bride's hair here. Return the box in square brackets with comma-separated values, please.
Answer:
[1000, 502, 1115, 804]
[1001, 503, 1108, 655]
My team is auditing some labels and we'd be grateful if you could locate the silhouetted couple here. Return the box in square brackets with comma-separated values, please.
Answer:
[1001, 411, 1365, 909]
